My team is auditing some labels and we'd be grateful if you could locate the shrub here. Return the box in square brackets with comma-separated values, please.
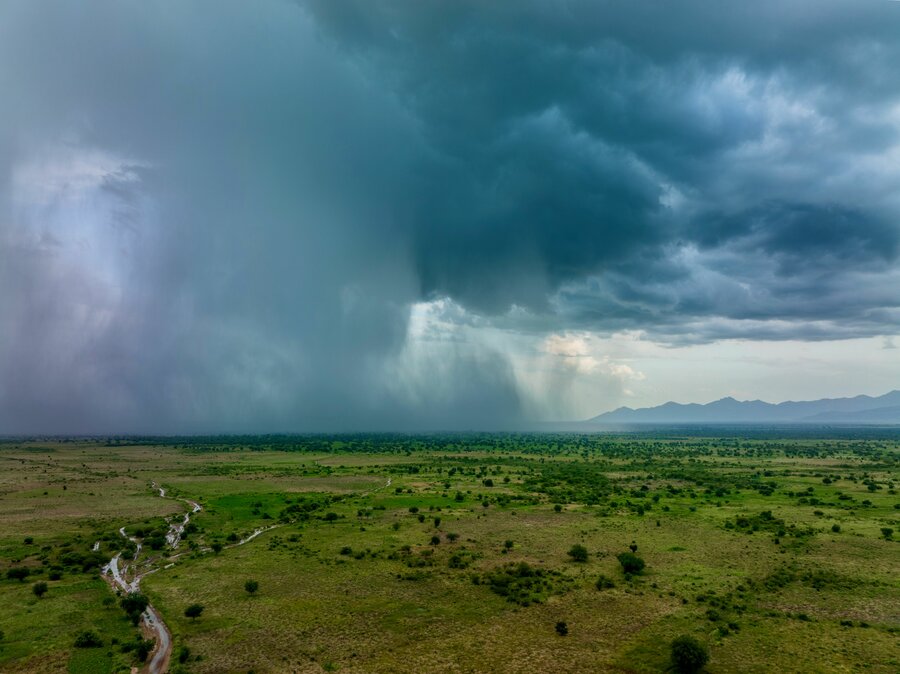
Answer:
[6, 567, 30, 582]
[73, 630, 103, 648]
[245, 579, 259, 595]
[616, 551, 645, 575]
[479, 562, 574, 606]
[448, 552, 473, 569]
[567, 544, 589, 563]
[32, 581, 48, 598]
[595, 574, 615, 590]
[555, 621, 568, 636]
[671, 635, 708, 673]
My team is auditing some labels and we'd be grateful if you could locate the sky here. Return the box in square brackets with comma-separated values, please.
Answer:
[1, 1, 900, 433]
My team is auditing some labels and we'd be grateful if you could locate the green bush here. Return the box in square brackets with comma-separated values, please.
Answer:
[671, 635, 708, 673]
[616, 551, 645, 574]
[6, 567, 30, 582]
[595, 574, 615, 590]
[479, 562, 573, 606]
[73, 630, 103, 648]
[567, 544, 589, 562]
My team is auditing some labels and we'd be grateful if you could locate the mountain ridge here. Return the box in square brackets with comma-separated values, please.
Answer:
[590, 390, 900, 424]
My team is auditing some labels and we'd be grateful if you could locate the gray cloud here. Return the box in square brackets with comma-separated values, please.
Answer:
[1, 1, 899, 431]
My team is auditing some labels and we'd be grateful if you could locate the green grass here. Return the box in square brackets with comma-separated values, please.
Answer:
[1, 434, 897, 672]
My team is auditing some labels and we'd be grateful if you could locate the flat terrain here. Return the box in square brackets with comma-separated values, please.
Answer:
[0, 433, 897, 673]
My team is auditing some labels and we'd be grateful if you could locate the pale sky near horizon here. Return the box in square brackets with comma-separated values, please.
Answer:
[1, 1, 900, 432]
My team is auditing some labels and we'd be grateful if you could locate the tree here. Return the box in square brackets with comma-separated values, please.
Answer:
[504, 539, 514, 550]
[211, 542, 223, 554]
[184, 603, 204, 620]
[135, 638, 155, 662]
[245, 579, 259, 595]
[567, 544, 589, 563]
[671, 635, 708, 673]
[32, 581, 48, 598]
[430, 535, 441, 545]
[881, 527, 893, 540]
[617, 551, 645, 575]
[433, 516, 442, 528]
[555, 621, 568, 636]
[120, 593, 150, 622]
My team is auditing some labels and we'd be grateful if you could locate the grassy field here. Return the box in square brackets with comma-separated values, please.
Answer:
[0, 433, 897, 673]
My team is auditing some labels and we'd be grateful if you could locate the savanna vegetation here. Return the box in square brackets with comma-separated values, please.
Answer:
[0, 431, 897, 672]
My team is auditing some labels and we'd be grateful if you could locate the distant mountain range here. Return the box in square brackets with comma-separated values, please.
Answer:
[589, 390, 900, 424]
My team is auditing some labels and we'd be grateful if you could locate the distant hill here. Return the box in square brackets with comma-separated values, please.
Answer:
[589, 390, 900, 424]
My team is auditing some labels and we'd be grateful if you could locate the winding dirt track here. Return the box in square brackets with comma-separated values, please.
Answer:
[102, 484, 200, 674]
[101, 476, 392, 672]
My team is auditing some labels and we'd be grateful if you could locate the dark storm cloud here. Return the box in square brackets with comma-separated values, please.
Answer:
[1, 1, 899, 432]
[305, 0, 900, 333]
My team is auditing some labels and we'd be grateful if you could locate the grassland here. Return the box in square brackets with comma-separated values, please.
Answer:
[0, 433, 897, 673]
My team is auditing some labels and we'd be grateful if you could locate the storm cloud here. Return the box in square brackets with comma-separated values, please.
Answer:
[1, 1, 899, 432]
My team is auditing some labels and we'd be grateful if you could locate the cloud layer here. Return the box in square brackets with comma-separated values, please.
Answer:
[1, 1, 899, 431]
